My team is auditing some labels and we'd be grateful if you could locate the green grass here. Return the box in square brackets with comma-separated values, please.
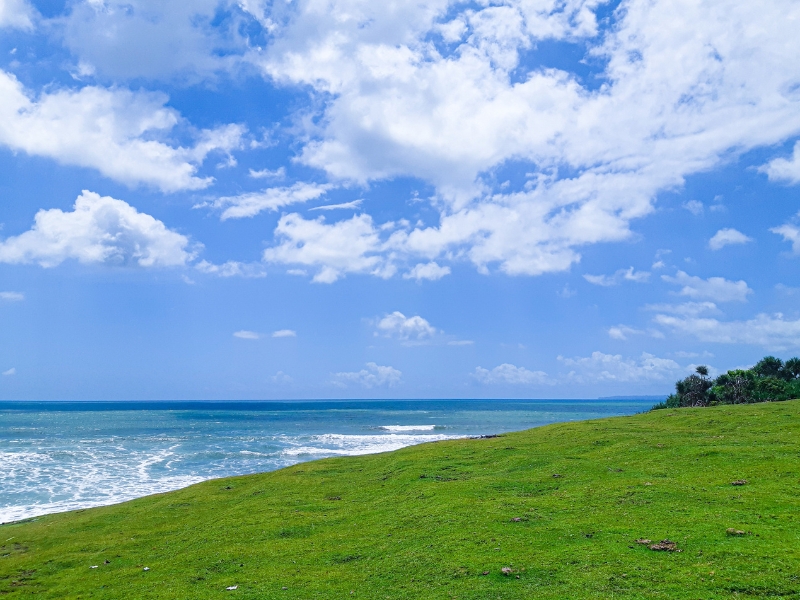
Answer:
[2, 401, 800, 599]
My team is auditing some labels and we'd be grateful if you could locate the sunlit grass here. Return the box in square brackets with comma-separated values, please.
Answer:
[2, 401, 799, 599]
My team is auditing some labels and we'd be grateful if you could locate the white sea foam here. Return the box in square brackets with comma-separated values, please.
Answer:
[378, 425, 437, 432]
[280, 433, 458, 457]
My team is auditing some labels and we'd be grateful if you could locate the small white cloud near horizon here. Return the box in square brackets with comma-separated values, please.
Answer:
[403, 262, 451, 281]
[0, 291, 24, 301]
[654, 311, 800, 351]
[334, 362, 402, 388]
[708, 228, 753, 250]
[662, 271, 752, 303]
[559, 352, 682, 383]
[2, 367, 15, 376]
[473, 364, 551, 385]
[272, 329, 296, 338]
[271, 371, 293, 383]
[0, 191, 194, 268]
[584, 267, 650, 287]
[233, 330, 260, 340]
[375, 311, 438, 341]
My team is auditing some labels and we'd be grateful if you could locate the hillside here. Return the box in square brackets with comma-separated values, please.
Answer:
[2, 401, 799, 599]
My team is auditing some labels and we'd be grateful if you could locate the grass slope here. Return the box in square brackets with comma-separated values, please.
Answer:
[2, 402, 800, 599]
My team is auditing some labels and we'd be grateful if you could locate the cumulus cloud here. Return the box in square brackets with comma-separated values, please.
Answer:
[262, 213, 392, 283]
[708, 228, 753, 250]
[0, 291, 24, 301]
[584, 267, 650, 287]
[473, 363, 550, 385]
[662, 271, 752, 303]
[375, 311, 437, 341]
[195, 260, 266, 278]
[403, 262, 451, 281]
[0, 0, 35, 29]
[0, 71, 243, 192]
[59, 0, 251, 81]
[251, 0, 800, 278]
[272, 329, 296, 338]
[233, 330, 260, 339]
[205, 183, 331, 220]
[683, 200, 704, 216]
[654, 312, 800, 351]
[0, 191, 194, 268]
[759, 142, 800, 184]
[559, 352, 682, 383]
[771, 221, 800, 253]
[334, 362, 402, 388]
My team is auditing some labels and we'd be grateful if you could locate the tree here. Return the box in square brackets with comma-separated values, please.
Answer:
[753, 356, 784, 379]
[783, 357, 800, 380]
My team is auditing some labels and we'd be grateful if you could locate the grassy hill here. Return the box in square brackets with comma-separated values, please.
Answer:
[2, 401, 800, 599]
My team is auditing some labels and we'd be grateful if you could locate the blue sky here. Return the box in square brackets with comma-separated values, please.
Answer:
[1, 0, 799, 400]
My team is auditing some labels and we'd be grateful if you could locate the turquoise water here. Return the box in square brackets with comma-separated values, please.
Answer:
[0, 399, 655, 522]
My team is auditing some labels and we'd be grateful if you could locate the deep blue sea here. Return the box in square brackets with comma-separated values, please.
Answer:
[0, 399, 656, 523]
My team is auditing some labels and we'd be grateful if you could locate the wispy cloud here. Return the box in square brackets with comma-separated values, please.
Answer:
[233, 330, 260, 340]
[584, 267, 650, 287]
[334, 363, 402, 388]
[272, 329, 296, 338]
[662, 271, 752, 303]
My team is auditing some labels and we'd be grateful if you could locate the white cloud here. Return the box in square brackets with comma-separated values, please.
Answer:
[252, 0, 800, 278]
[375, 311, 437, 341]
[206, 183, 331, 220]
[473, 364, 550, 385]
[0, 71, 243, 192]
[0, 291, 24, 301]
[771, 221, 800, 253]
[683, 200, 704, 216]
[262, 213, 392, 283]
[59, 0, 250, 81]
[447, 340, 474, 346]
[708, 228, 753, 250]
[195, 260, 266, 278]
[0, 191, 194, 268]
[233, 330, 260, 339]
[334, 362, 402, 388]
[249, 167, 286, 179]
[2, 367, 15, 376]
[608, 325, 645, 340]
[559, 352, 682, 383]
[272, 329, 296, 338]
[662, 271, 752, 303]
[654, 312, 800, 351]
[0, 0, 34, 29]
[584, 267, 650, 287]
[309, 200, 363, 211]
[403, 262, 451, 281]
[645, 301, 720, 317]
[271, 371, 293, 383]
[759, 142, 800, 184]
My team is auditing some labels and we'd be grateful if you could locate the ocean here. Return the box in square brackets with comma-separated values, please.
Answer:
[0, 398, 656, 523]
